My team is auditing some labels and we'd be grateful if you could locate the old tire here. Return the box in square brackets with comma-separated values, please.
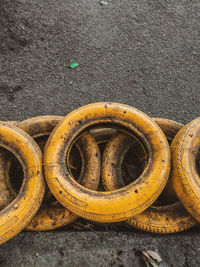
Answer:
[171, 117, 200, 222]
[128, 118, 197, 233]
[44, 102, 170, 222]
[0, 122, 45, 244]
[18, 116, 101, 231]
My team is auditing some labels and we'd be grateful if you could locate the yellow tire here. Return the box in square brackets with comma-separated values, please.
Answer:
[44, 102, 170, 222]
[129, 118, 197, 233]
[0, 121, 19, 209]
[102, 118, 197, 233]
[90, 128, 117, 145]
[17, 116, 101, 231]
[128, 202, 197, 233]
[0, 122, 45, 244]
[171, 117, 200, 222]
[0, 148, 16, 210]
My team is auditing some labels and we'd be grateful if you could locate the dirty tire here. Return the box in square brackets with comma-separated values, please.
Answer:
[0, 148, 16, 210]
[0, 121, 19, 210]
[0, 121, 20, 210]
[171, 117, 200, 222]
[44, 102, 170, 222]
[16, 116, 101, 231]
[127, 118, 197, 233]
[0, 122, 45, 244]
[90, 127, 117, 145]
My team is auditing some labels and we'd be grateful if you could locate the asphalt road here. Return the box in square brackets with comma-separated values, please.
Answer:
[1, 0, 200, 266]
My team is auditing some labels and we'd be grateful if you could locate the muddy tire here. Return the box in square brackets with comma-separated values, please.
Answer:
[0, 122, 45, 244]
[171, 117, 200, 222]
[44, 103, 170, 222]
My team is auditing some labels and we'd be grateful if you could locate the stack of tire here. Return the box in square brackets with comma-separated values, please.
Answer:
[0, 102, 199, 245]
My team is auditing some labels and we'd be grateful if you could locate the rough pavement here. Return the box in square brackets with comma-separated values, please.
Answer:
[1, 231, 200, 267]
[1, 0, 200, 266]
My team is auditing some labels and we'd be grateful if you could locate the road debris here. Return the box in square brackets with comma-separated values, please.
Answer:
[142, 250, 163, 267]
[69, 62, 79, 69]
[100, 1, 108, 6]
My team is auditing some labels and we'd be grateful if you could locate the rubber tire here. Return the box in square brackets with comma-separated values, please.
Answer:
[0, 122, 45, 244]
[0, 117, 101, 231]
[90, 127, 117, 145]
[0, 148, 16, 210]
[171, 117, 200, 222]
[128, 118, 197, 233]
[17, 116, 101, 231]
[102, 118, 197, 233]
[0, 121, 19, 209]
[44, 102, 170, 222]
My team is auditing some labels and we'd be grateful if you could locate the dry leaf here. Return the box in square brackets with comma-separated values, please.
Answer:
[146, 250, 162, 262]
[142, 250, 163, 267]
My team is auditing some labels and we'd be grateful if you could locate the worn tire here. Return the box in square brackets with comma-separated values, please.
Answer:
[0, 122, 45, 244]
[128, 118, 197, 233]
[44, 102, 170, 222]
[171, 117, 200, 222]
[0, 148, 16, 210]
[102, 118, 197, 233]
[0, 121, 19, 209]
[17, 116, 101, 231]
